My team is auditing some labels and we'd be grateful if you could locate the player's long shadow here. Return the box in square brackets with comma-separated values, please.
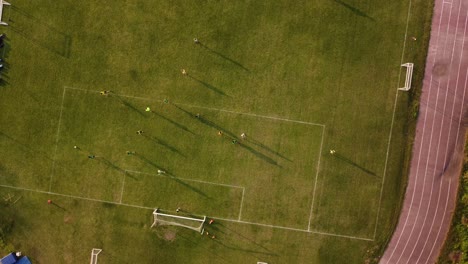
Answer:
[133, 153, 165, 171]
[210, 223, 277, 255]
[10, 6, 73, 58]
[50, 201, 67, 211]
[111, 94, 146, 117]
[176, 232, 235, 264]
[142, 135, 185, 157]
[198, 117, 237, 139]
[0, 131, 53, 161]
[188, 75, 228, 97]
[246, 137, 291, 162]
[332, 153, 377, 177]
[133, 153, 208, 198]
[200, 43, 250, 72]
[197, 117, 279, 166]
[96, 157, 125, 173]
[172, 103, 194, 118]
[333, 0, 375, 21]
[151, 111, 195, 135]
[238, 142, 280, 167]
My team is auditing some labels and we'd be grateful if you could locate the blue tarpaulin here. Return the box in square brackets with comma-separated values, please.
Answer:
[0, 253, 17, 264]
[0, 254, 31, 264]
[15, 257, 31, 264]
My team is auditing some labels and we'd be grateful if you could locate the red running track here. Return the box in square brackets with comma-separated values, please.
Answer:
[380, 0, 468, 263]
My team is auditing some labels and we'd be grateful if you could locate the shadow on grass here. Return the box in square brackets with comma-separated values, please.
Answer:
[246, 137, 291, 162]
[151, 111, 195, 135]
[172, 103, 195, 118]
[176, 232, 235, 264]
[200, 43, 250, 72]
[333, 0, 375, 21]
[142, 134, 185, 157]
[197, 118, 279, 166]
[134, 153, 164, 170]
[50, 201, 67, 211]
[0, 131, 53, 161]
[332, 153, 377, 177]
[238, 142, 280, 167]
[209, 222, 277, 256]
[169, 107, 279, 166]
[111, 94, 146, 117]
[188, 75, 229, 97]
[10, 6, 72, 58]
[95, 157, 125, 173]
[132, 153, 208, 198]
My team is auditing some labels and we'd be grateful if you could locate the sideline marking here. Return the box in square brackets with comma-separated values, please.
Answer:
[373, 0, 414, 240]
[0, 183, 373, 241]
[307, 125, 325, 231]
[238, 188, 245, 221]
[63, 86, 325, 127]
[48, 87, 67, 192]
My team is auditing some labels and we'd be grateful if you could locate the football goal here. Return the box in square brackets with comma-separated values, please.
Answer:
[90, 248, 102, 264]
[151, 209, 206, 234]
[398, 62, 414, 91]
[0, 0, 10, 26]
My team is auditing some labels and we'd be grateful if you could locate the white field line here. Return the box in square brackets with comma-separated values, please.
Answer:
[373, 0, 413, 240]
[48, 87, 67, 192]
[384, 1, 446, 262]
[0, 183, 155, 210]
[176, 102, 325, 127]
[124, 169, 244, 190]
[0, 183, 373, 241]
[238, 187, 245, 221]
[63, 86, 325, 127]
[396, 3, 454, 263]
[119, 172, 127, 204]
[214, 216, 374, 241]
[307, 125, 325, 231]
[412, 1, 463, 262]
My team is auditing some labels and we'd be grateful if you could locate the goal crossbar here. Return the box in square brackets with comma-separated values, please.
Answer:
[90, 248, 102, 264]
[151, 209, 206, 234]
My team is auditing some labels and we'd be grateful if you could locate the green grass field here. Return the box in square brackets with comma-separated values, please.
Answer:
[0, 0, 434, 263]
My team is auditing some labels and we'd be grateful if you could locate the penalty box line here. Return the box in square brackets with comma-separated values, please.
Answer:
[49, 87, 67, 193]
[0, 183, 372, 242]
[123, 170, 246, 220]
[63, 85, 324, 227]
[63, 86, 325, 127]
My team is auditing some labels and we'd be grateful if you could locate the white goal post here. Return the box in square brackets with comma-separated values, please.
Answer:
[398, 63, 414, 91]
[0, 0, 10, 26]
[151, 209, 206, 234]
[90, 248, 102, 264]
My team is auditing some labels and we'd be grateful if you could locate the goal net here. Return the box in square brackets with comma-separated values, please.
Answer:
[151, 209, 206, 234]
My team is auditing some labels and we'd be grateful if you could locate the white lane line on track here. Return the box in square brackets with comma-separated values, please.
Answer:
[397, 3, 454, 263]
[415, 2, 466, 263]
[384, 1, 447, 262]
[426, 37, 468, 263]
